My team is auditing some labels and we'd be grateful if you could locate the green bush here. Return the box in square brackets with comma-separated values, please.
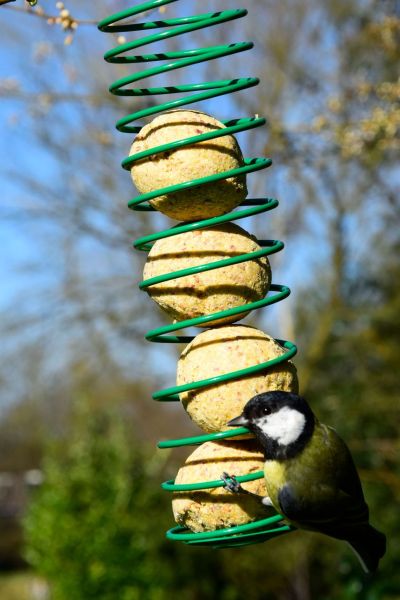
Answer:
[23, 400, 178, 600]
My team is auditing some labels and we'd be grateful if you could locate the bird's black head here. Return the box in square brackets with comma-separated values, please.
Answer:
[228, 391, 315, 460]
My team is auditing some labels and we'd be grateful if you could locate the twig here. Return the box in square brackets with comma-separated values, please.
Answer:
[2, 4, 98, 25]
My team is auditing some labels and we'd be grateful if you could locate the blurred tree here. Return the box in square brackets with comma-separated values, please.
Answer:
[0, 0, 399, 598]
[0, 358, 194, 572]
[24, 398, 168, 599]
[321, 2, 400, 165]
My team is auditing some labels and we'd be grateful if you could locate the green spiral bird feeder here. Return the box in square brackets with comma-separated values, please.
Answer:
[98, 0, 297, 548]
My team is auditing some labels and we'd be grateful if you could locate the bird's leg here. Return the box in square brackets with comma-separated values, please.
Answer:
[221, 472, 273, 507]
[221, 472, 244, 494]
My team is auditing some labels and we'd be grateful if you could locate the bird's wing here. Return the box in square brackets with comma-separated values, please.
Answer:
[278, 425, 369, 528]
[278, 483, 369, 530]
[325, 426, 370, 524]
[325, 426, 364, 498]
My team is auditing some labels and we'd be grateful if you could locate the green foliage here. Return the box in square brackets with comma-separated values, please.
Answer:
[24, 400, 172, 600]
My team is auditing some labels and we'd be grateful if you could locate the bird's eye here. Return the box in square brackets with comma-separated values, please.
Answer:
[263, 407, 271, 415]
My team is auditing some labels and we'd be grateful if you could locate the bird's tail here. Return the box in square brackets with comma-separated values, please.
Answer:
[346, 525, 386, 573]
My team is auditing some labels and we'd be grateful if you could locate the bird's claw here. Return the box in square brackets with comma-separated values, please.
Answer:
[221, 472, 242, 494]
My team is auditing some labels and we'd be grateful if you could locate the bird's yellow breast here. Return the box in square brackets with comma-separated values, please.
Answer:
[263, 423, 341, 511]
[264, 460, 287, 508]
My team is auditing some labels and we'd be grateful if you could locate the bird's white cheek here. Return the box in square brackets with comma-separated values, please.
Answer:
[258, 408, 306, 445]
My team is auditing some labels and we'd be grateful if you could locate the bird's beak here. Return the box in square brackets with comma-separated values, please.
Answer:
[227, 414, 249, 427]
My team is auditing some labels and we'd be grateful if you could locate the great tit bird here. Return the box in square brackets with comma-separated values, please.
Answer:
[223, 391, 386, 573]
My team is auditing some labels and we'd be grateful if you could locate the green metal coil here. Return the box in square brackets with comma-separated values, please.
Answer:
[99, 0, 297, 548]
